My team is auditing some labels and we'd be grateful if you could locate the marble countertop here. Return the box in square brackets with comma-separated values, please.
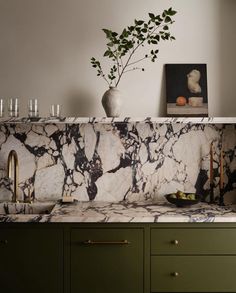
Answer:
[1, 200, 236, 223]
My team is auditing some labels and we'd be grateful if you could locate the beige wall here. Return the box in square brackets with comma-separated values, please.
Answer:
[0, 0, 235, 117]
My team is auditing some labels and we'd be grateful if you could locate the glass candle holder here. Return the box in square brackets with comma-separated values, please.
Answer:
[28, 98, 39, 118]
[0, 99, 4, 118]
[8, 98, 19, 117]
[50, 104, 61, 118]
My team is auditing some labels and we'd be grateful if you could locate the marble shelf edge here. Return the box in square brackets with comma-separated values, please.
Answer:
[0, 117, 235, 125]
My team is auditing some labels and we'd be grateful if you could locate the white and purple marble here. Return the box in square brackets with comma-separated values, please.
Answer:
[1, 117, 236, 124]
[0, 117, 235, 203]
[1, 200, 236, 223]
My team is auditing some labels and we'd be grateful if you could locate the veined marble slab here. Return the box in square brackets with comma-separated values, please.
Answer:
[0, 117, 236, 124]
[1, 200, 236, 223]
[0, 120, 235, 202]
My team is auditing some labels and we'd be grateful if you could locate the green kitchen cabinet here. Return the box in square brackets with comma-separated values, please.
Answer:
[1, 222, 236, 293]
[70, 227, 144, 293]
[0, 226, 63, 293]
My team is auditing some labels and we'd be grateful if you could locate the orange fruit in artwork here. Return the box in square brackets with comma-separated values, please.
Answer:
[176, 96, 187, 106]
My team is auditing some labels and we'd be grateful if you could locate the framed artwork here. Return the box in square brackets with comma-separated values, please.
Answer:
[165, 64, 208, 117]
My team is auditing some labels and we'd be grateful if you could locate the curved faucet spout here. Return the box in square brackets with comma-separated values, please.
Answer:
[7, 150, 19, 203]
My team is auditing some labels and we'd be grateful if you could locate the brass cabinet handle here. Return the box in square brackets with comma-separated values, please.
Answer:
[171, 272, 179, 277]
[171, 240, 179, 245]
[82, 240, 130, 245]
[0, 240, 8, 245]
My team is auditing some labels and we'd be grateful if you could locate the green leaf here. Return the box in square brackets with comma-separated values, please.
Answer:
[121, 28, 129, 38]
[102, 29, 112, 38]
[163, 25, 169, 30]
[104, 50, 110, 57]
[128, 26, 134, 32]
[128, 42, 133, 49]
[170, 36, 176, 40]
[112, 31, 118, 37]
[165, 16, 172, 23]
[168, 8, 177, 16]
[107, 42, 114, 47]
[148, 13, 155, 19]
[137, 20, 144, 25]
[151, 40, 158, 44]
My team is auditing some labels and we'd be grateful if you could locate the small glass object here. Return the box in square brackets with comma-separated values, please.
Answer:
[8, 98, 19, 117]
[0, 99, 4, 117]
[28, 98, 39, 118]
[50, 104, 61, 118]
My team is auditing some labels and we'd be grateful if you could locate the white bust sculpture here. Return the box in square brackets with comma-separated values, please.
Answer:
[187, 69, 201, 94]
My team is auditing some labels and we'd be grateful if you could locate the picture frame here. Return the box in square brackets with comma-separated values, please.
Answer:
[165, 64, 208, 117]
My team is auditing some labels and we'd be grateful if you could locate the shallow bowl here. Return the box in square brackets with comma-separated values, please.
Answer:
[165, 193, 201, 208]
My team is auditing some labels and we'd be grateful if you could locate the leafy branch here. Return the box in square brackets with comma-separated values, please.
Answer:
[91, 7, 177, 87]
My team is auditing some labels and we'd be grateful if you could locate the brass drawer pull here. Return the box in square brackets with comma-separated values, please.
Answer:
[83, 240, 130, 245]
[0, 239, 8, 245]
[171, 272, 179, 277]
[171, 240, 179, 245]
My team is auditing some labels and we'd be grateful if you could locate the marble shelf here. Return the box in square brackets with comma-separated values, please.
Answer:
[0, 117, 235, 124]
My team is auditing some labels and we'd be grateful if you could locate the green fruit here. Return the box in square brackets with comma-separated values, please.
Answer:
[176, 190, 185, 198]
[187, 194, 196, 200]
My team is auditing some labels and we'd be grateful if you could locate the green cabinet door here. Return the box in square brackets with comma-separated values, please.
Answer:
[151, 255, 236, 292]
[71, 228, 144, 293]
[0, 227, 63, 293]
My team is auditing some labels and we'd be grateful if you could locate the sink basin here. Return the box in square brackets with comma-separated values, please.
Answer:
[0, 202, 56, 215]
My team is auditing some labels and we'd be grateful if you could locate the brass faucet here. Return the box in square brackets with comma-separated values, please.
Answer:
[7, 150, 19, 203]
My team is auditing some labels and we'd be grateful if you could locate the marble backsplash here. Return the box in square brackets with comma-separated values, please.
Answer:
[0, 119, 235, 203]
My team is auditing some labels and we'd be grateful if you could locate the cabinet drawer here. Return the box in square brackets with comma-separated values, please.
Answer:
[71, 228, 144, 293]
[151, 228, 236, 255]
[151, 256, 236, 292]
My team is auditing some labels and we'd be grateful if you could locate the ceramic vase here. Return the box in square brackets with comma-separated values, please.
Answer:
[102, 87, 122, 117]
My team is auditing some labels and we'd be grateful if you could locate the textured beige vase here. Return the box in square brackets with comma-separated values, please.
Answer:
[102, 87, 122, 117]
